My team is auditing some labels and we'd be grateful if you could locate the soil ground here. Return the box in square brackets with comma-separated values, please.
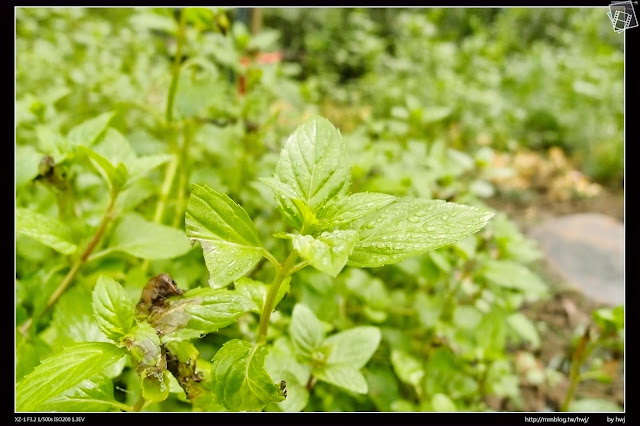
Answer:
[486, 189, 624, 412]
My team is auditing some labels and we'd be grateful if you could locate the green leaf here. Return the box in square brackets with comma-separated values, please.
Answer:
[78, 145, 128, 192]
[93, 127, 171, 181]
[67, 111, 115, 147]
[476, 308, 507, 358]
[264, 337, 312, 388]
[151, 287, 255, 342]
[235, 277, 290, 314]
[324, 326, 381, 369]
[568, 398, 622, 412]
[92, 276, 135, 341]
[185, 184, 263, 288]
[290, 230, 358, 277]
[264, 338, 311, 412]
[16, 343, 126, 412]
[234, 277, 265, 313]
[314, 364, 368, 394]
[39, 375, 122, 412]
[413, 292, 444, 328]
[431, 393, 456, 412]
[423, 348, 478, 399]
[269, 379, 308, 412]
[141, 370, 171, 402]
[316, 192, 396, 230]
[46, 285, 111, 348]
[16, 145, 43, 187]
[124, 322, 162, 367]
[16, 208, 78, 255]
[36, 125, 67, 161]
[93, 127, 137, 169]
[347, 198, 494, 267]
[390, 350, 424, 388]
[259, 177, 311, 230]
[507, 313, 541, 349]
[122, 322, 170, 403]
[211, 339, 285, 411]
[259, 177, 301, 201]
[130, 154, 172, 180]
[259, 179, 320, 232]
[480, 260, 548, 298]
[593, 306, 624, 330]
[364, 367, 402, 412]
[176, 70, 224, 118]
[271, 116, 350, 228]
[264, 338, 311, 413]
[109, 213, 191, 260]
[422, 106, 452, 123]
[16, 333, 52, 383]
[341, 269, 390, 311]
[289, 304, 325, 360]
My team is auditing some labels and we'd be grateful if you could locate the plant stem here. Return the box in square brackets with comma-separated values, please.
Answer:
[257, 251, 298, 344]
[261, 248, 281, 270]
[18, 193, 118, 336]
[165, 8, 187, 124]
[288, 260, 309, 276]
[142, 11, 187, 272]
[560, 327, 593, 411]
[171, 121, 192, 228]
[305, 375, 317, 391]
[111, 401, 135, 412]
[132, 395, 146, 412]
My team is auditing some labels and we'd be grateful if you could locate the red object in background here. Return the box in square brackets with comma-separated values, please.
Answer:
[238, 51, 283, 95]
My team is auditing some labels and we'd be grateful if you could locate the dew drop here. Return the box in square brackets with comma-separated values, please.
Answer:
[426, 226, 437, 232]
[408, 216, 420, 223]
[226, 270, 234, 276]
[366, 222, 376, 229]
[441, 215, 449, 221]
[415, 211, 428, 217]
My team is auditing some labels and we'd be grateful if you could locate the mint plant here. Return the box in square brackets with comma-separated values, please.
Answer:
[16, 116, 493, 412]
[19, 8, 606, 412]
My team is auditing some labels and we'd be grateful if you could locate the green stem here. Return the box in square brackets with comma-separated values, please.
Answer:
[257, 251, 298, 344]
[152, 155, 179, 224]
[56, 187, 75, 221]
[560, 328, 594, 411]
[165, 8, 187, 124]
[18, 193, 119, 336]
[145, 8, 188, 237]
[111, 401, 135, 412]
[142, 11, 187, 273]
[171, 121, 192, 228]
[261, 248, 281, 270]
[132, 395, 146, 412]
[288, 260, 309, 276]
[305, 375, 317, 391]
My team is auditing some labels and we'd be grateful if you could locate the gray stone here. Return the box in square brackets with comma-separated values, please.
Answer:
[527, 213, 624, 306]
